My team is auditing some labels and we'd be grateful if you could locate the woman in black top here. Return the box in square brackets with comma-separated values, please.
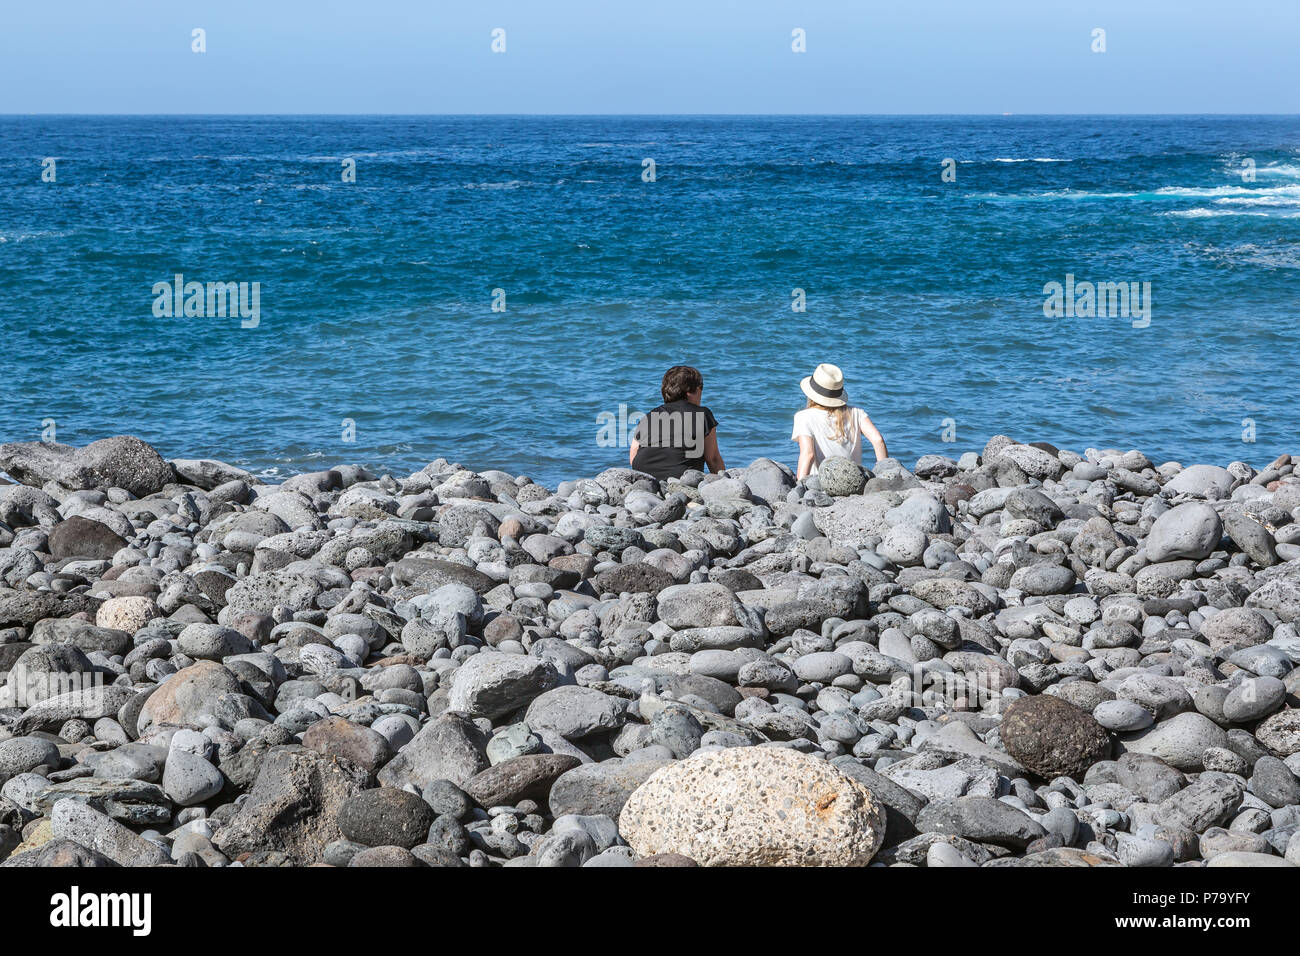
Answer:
[629, 365, 726, 480]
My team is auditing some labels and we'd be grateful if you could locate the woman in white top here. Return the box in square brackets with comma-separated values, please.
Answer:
[791, 363, 888, 480]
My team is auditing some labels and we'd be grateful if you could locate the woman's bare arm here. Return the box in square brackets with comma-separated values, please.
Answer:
[704, 430, 725, 473]
[795, 435, 816, 481]
[860, 411, 888, 463]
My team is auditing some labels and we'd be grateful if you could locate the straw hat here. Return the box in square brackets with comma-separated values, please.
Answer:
[800, 363, 847, 407]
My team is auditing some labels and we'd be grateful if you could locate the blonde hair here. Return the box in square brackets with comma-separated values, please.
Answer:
[806, 398, 854, 442]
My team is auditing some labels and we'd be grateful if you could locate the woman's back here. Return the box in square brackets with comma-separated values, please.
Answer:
[791, 405, 864, 471]
[792, 364, 888, 481]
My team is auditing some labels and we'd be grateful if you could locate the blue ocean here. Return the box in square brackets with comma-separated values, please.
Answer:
[1, 115, 1297, 484]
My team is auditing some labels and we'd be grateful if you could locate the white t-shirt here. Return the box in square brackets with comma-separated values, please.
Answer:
[792, 406, 867, 473]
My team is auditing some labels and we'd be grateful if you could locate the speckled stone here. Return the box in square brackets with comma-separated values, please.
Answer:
[618, 746, 885, 866]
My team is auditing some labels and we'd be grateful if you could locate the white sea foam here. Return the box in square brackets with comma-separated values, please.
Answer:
[1255, 163, 1300, 178]
[1194, 242, 1300, 268]
[1153, 184, 1300, 198]
[969, 188, 1130, 200]
[1166, 208, 1270, 218]
[0, 230, 72, 242]
[1214, 195, 1300, 207]
[991, 157, 1068, 163]
[973, 183, 1300, 203]
[464, 180, 528, 190]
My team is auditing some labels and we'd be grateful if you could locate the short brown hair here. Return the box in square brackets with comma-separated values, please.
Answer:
[661, 365, 703, 403]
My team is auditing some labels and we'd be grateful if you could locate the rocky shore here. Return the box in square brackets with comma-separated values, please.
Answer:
[1, 434, 1299, 868]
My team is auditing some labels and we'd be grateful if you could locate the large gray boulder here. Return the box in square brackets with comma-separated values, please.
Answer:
[0, 436, 175, 497]
[0, 736, 61, 785]
[656, 582, 756, 630]
[737, 458, 796, 506]
[390, 557, 497, 595]
[376, 711, 490, 789]
[915, 796, 1047, 850]
[170, 458, 261, 489]
[525, 686, 628, 740]
[462, 753, 582, 808]
[1163, 464, 1234, 498]
[1246, 577, 1300, 625]
[212, 745, 372, 864]
[177, 623, 255, 661]
[223, 568, 326, 616]
[1222, 512, 1279, 567]
[811, 494, 893, 547]
[446, 653, 561, 720]
[47, 516, 127, 560]
[817, 457, 866, 497]
[137, 660, 243, 733]
[1119, 712, 1228, 771]
[0, 589, 102, 628]
[1145, 502, 1222, 562]
[994, 444, 1064, 481]
[50, 801, 170, 866]
[548, 760, 671, 819]
[1200, 606, 1274, 650]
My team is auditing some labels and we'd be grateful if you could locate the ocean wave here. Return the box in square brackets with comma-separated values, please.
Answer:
[1153, 184, 1300, 198]
[1255, 163, 1300, 178]
[973, 183, 1300, 203]
[991, 157, 1068, 163]
[970, 189, 1132, 201]
[1167, 208, 1271, 218]
[1213, 195, 1300, 207]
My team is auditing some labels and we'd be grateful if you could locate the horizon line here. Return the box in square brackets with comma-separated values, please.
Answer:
[4, 111, 1300, 119]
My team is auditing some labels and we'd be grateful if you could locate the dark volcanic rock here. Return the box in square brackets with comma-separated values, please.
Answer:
[336, 787, 436, 848]
[0, 589, 102, 628]
[593, 562, 675, 597]
[47, 516, 128, 560]
[1000, 694, 1112, 779]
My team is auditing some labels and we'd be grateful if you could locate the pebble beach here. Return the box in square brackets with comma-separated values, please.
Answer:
[2, 433, 1300, 868]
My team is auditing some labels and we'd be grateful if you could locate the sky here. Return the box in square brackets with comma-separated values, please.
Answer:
[1, 0, 1297, 114]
